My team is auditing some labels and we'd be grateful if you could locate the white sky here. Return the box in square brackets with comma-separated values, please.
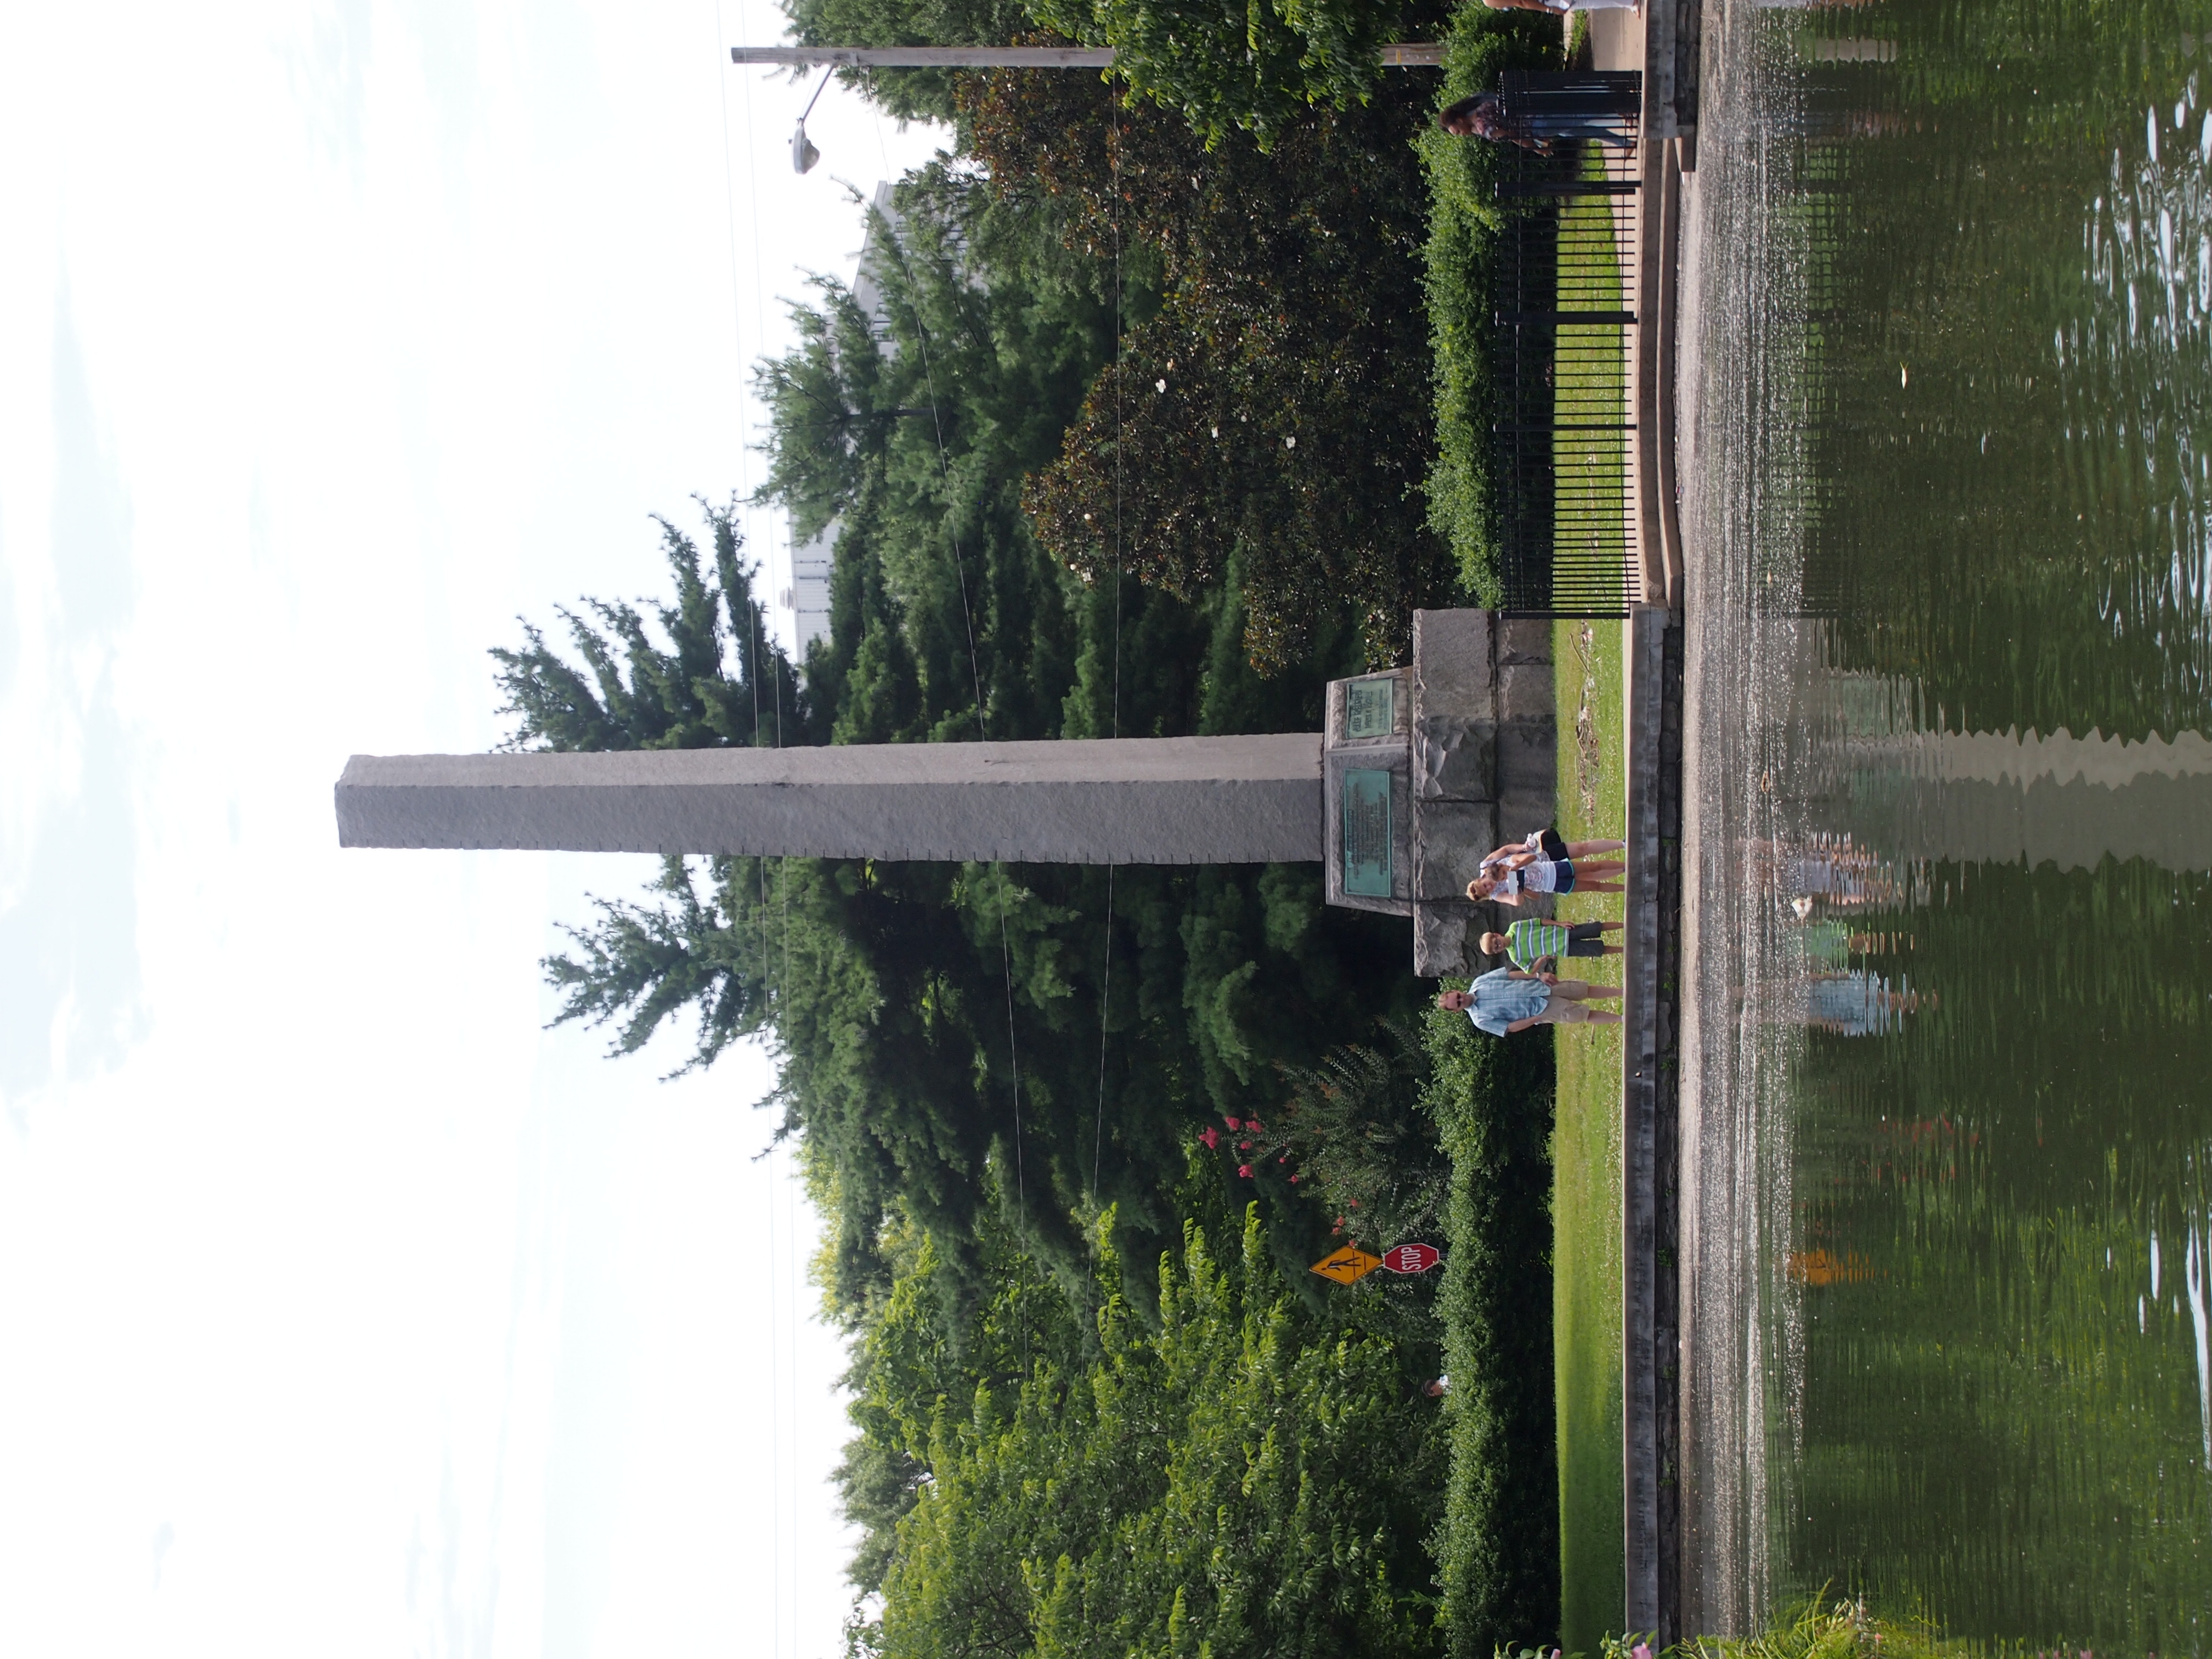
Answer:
[0, 4, 951, 1655]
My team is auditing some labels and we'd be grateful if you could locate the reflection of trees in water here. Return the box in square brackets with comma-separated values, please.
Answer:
[1776, 855, 2212, 1647]
[1784, 12, 2212, 742]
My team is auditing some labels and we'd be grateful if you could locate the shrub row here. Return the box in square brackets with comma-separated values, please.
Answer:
[1422, 1002, 1561, 1657]
[1415, 8, 1566, 601]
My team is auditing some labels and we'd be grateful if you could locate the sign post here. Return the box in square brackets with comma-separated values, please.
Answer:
[1310, 1241, 1442, 1283]
[1380, 1242, 1442, 1275]
[1308, 1244, 1384, 1285]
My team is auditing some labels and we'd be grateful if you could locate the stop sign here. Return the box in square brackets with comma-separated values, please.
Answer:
[1381, 1242, 1442, 1274]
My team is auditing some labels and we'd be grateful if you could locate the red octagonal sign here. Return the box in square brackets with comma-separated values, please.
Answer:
[1380, 1242, 1442, 1275]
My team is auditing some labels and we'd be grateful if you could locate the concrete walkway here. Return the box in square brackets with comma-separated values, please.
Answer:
[1593, 0, 1699, 1643]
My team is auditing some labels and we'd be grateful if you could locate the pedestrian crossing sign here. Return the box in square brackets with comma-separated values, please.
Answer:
[1310, 1244, 1384, 1284]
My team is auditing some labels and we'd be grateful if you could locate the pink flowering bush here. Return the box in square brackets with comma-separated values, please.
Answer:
[1233, 1020, 1448, 1251]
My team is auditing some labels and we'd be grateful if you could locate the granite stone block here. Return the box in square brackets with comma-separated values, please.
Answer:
[1413, 904, 1472, 979]
[1497, 617, 1554, 667]
[1494, 721, 1557, 800]
[1497, 661, 1555, 725]
[1411, 609, 1496, 723]
[1413, 717, 1498, 803]
[1413, 800, 1502, 900]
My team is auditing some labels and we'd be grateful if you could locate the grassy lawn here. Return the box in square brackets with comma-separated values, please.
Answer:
[1420, 21, 1633, 1648]
[1551, 615, 1628, 1651]
[1550, 142, 1633, 1654]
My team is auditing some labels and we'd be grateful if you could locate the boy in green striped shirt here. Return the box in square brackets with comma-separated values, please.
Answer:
[1480, 917, 1623, 973]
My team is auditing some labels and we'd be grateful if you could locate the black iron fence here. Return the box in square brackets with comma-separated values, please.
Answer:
[1489, 72, 1642, 617]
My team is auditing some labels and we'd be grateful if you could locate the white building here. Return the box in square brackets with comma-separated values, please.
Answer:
[778, 520, 836, 658]
[778, 182, 904, 662]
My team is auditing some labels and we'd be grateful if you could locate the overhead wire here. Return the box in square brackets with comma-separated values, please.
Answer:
[1092, 78, 1124, 1204]
[732, 38, 806, 1645]
[715, 5, 798, 1655]
[867, 103, 1032, 1283]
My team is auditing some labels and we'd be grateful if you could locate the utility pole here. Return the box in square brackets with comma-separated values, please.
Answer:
[730, 43, 1444, 69]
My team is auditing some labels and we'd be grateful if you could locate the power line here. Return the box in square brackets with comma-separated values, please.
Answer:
[1093, 86, 1122, 1203]
[729, 42, 1446, 67]
[867, 110, 1032, 1351]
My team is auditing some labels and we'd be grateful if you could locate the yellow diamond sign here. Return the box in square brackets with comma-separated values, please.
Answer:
[1310, 1244, 1383, 1285]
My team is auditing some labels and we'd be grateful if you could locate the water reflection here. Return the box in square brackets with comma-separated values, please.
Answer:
[1682, 0, 2212, 1645]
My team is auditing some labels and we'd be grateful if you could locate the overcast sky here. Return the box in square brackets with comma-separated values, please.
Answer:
[0, 4, 951, 1655]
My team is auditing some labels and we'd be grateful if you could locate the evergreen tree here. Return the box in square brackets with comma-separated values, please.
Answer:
[781, 0, 1043, 125]
[489, 497, 804, 753]
[496, 190, 1418, 1316]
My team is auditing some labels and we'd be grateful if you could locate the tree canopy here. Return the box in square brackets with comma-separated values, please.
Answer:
[493, 164, 1424, 1315]
[962, 66, 1451, 668]
[1023, 0, 1417, 150]
[482, 20, 1536, 1647]
[840, 1187, 1448, 1658]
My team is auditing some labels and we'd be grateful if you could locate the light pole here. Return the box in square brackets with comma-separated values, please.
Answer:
[730, 44, 1442, 67]
[789, 72, 828, 173]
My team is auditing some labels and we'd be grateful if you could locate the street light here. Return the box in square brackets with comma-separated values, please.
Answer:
[791, 71, 830, 174]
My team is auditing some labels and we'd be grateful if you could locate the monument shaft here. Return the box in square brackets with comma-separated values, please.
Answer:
[335, 736, 1323, 864]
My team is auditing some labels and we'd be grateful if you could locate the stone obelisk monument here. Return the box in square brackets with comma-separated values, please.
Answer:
[336, 610, 1554, 974]
[336, 735, 1322, 865]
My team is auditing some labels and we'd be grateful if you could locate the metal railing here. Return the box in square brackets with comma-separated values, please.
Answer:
[1489, 72, 1642, 617]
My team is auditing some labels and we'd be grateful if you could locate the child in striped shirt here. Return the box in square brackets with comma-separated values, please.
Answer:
[1481, 917, 1623, 973]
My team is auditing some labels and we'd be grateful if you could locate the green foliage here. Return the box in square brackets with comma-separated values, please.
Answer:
[1423, 1001, 1559, 1657]
[779, 0, 1041, 123]
[970, 67, 1452, 668]
[750, 275, 907, 548]
[487, 12, 1599, 1647]
[499, 176, 1419, 1319]
[843, 1187, 1449, 1658]
[1024, 0, 1433, 150]
[1413, 9, 1562, 602]
[1234, 1022, 1452, 1256]
[1549, 1595, 1959, 1659]
[489, 498, 803, 753]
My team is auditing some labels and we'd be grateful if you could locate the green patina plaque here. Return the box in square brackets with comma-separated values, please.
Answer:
[1345, 676, 1397, 740]
[1342, 769, 1394, 896]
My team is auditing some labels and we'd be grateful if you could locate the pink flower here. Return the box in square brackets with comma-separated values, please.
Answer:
[1289, 1174, 1301, 1183]
[1347, 1199, 1359, 1207]
[1277, 1154, 1288, 1163]
[1239, 1141, 1252, 1151]
[1224, 1116, 1242, 1130]
[1245, 1119, 1265, 1132]
[1237, 1164, 1254, 1178]
[1632, 1645, 1652, 1659]
[1199, 1126, 1220, 1149]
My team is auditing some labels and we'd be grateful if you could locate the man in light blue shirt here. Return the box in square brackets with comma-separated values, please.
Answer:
[1436, 968, 1622, 1035]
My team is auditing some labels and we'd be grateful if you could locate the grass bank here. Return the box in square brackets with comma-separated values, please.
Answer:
[1551, 129, 1635, 1647]
[1551, 616, 1629, 1649]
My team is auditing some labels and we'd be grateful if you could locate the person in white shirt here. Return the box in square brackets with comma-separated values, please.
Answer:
[1465, 827, 1626, 904]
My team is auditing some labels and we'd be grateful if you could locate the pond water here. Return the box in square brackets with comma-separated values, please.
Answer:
[1680, 0, 2212, 1646]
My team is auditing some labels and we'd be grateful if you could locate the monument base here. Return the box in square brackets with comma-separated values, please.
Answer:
[1321, 610, 1555, 978]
